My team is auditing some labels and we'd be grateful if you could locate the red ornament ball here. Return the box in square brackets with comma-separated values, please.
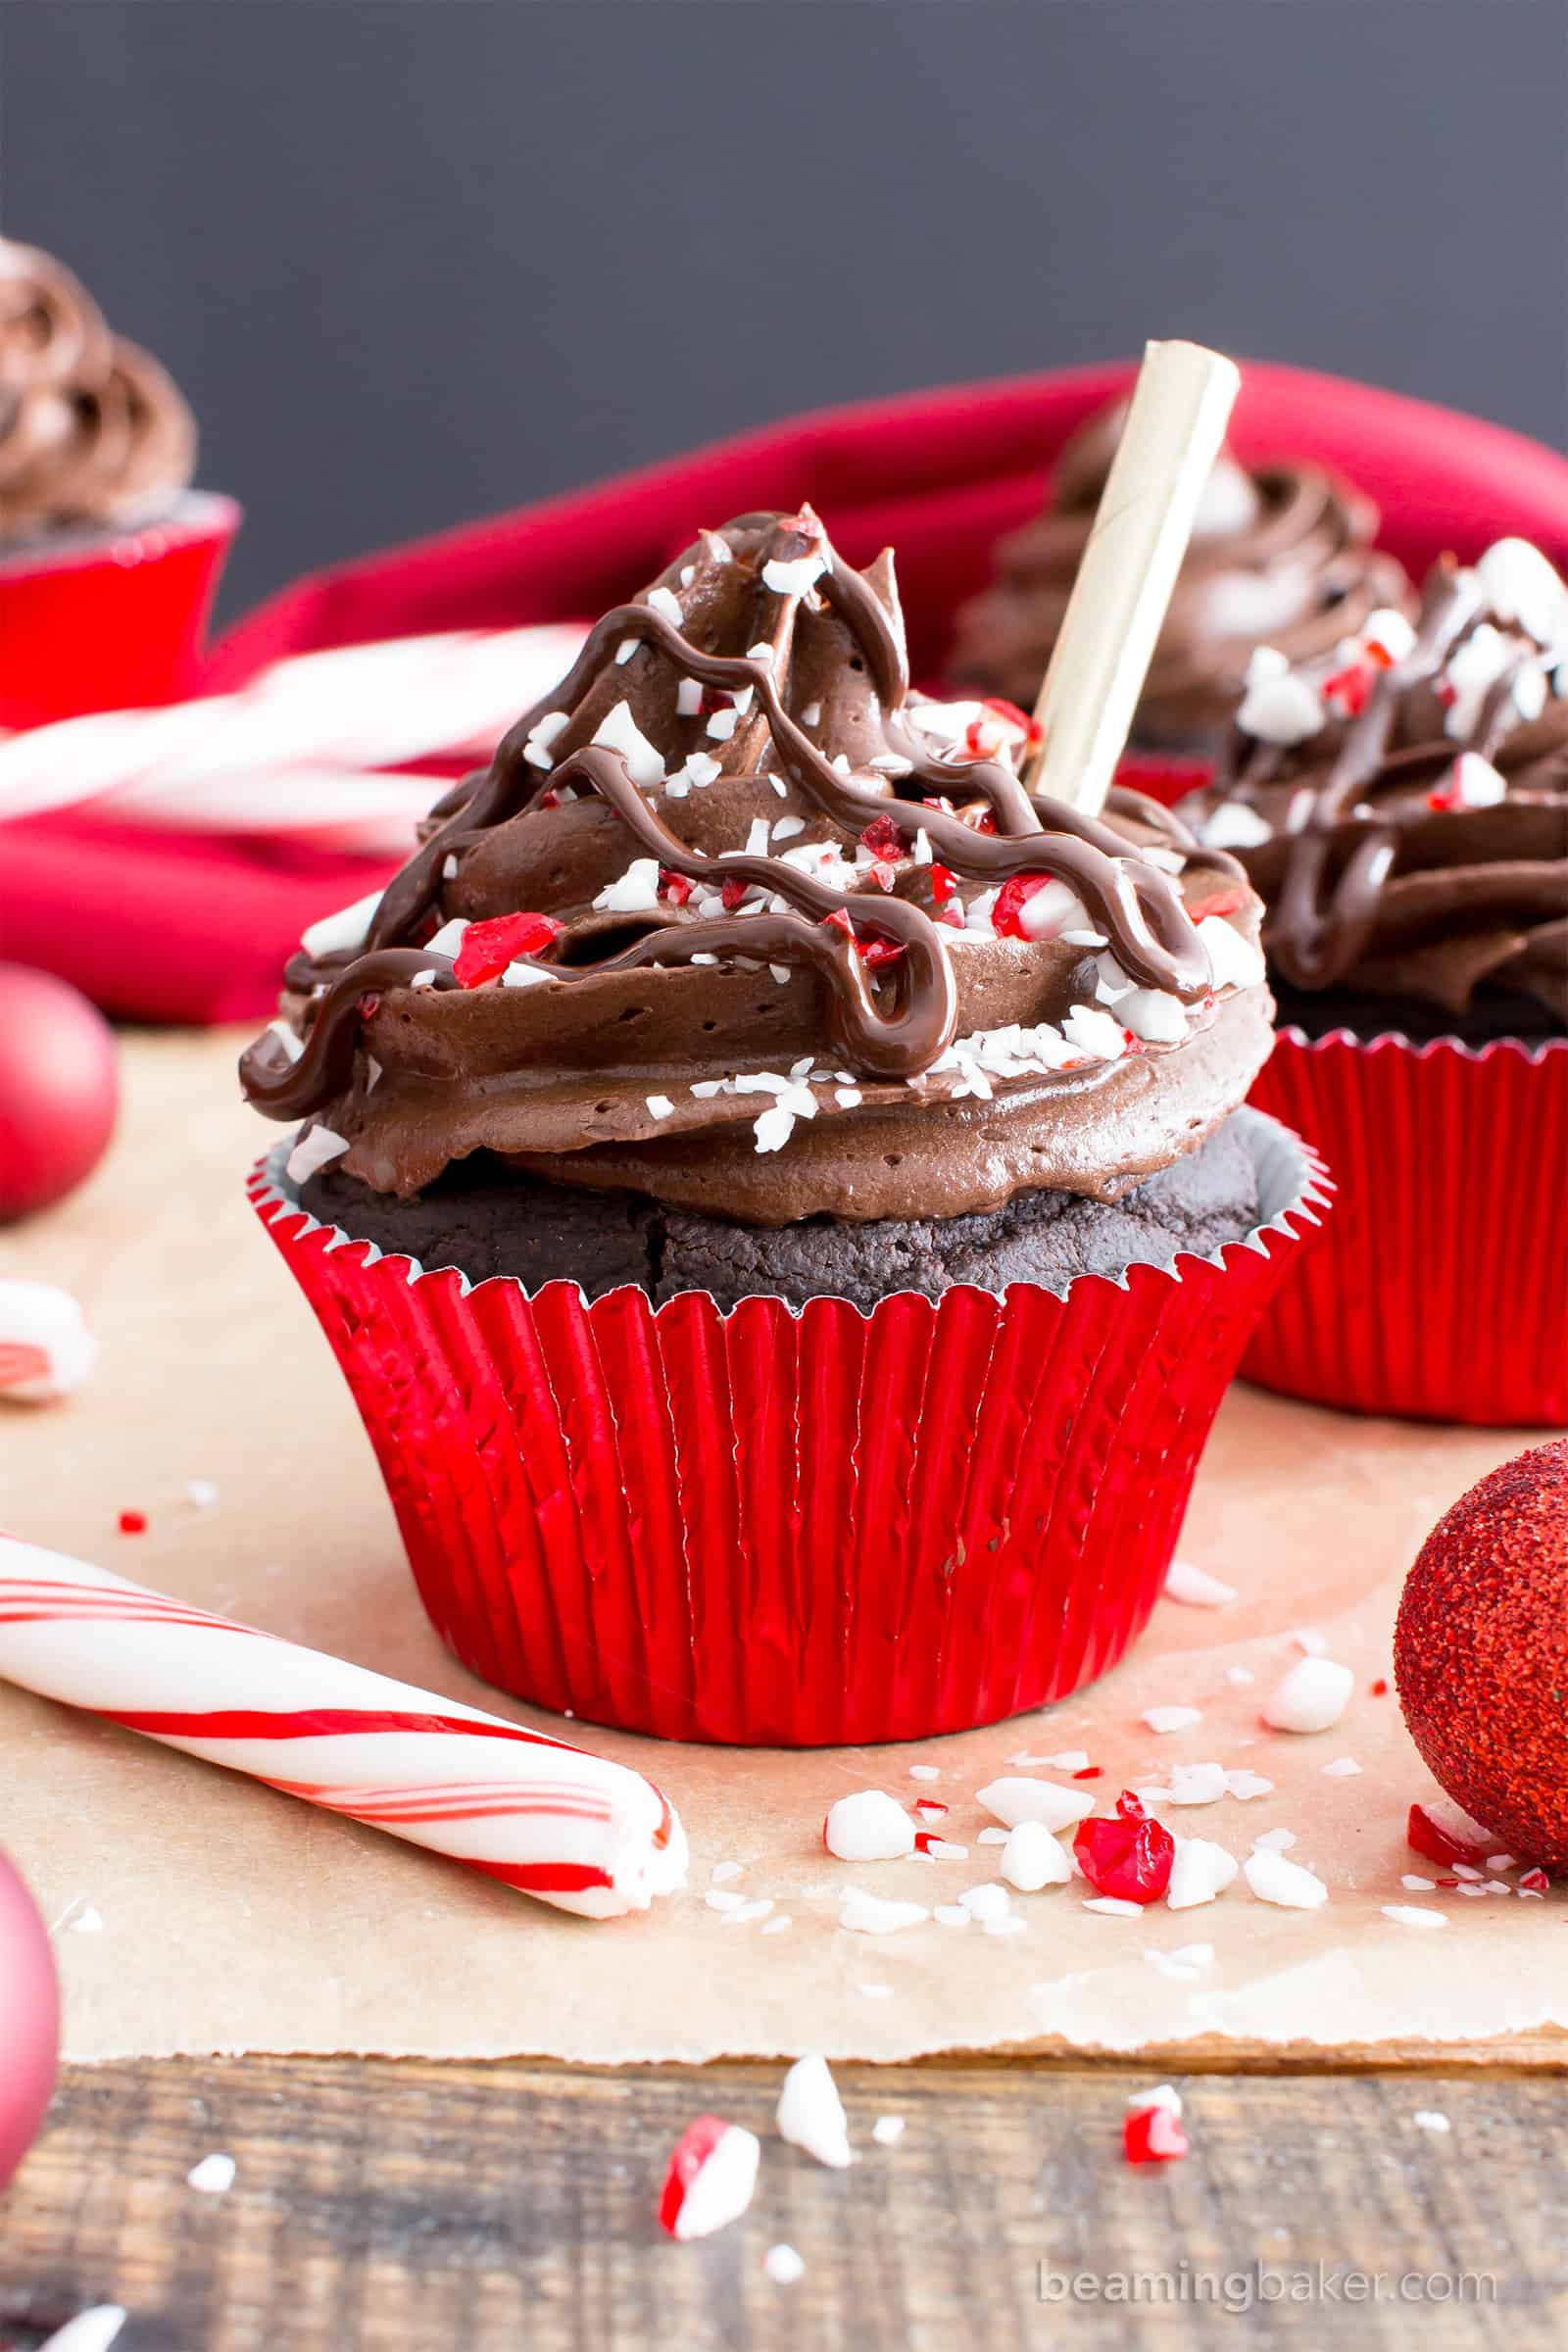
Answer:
[0, 963, 119, 1222]
[0, 1848, 59, 2188]
[1395, 1441, 1568, 1870]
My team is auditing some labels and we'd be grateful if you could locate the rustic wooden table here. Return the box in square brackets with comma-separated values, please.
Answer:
[4, 2045, 1565, 2348]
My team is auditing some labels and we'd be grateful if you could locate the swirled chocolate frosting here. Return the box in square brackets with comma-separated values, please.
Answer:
[0, 238, 196, 539]
[1182, 540, 1568, 1029]
[949, 399, 1415, 751]
[242, 509, 1275, 1224]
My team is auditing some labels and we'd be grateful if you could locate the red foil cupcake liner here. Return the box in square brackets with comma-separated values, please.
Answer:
[0, 493, 240, 731]
[1245, 1031, 1567, 1426]
[249, 1111, 1325, 1746]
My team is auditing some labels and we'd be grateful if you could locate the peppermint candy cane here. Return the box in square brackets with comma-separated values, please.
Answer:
[0, 1535, 686, 1919]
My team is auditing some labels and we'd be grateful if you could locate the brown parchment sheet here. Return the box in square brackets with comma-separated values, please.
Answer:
[1, 1031, 1558, 2066]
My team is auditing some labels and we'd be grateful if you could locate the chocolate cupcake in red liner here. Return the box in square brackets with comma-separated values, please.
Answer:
[948, 396, 1415, 759]
[242, 508, 1323, 1744]
[1180, 537, 1568, 1425]
[0, 237, 238, 728]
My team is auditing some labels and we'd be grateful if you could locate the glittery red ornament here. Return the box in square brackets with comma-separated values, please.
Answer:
[1395, 1441, 1568, 1871]
[0, 1848, 58, 2189]
[0, 964, 118, 1223]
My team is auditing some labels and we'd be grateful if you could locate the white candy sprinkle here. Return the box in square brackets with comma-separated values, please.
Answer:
[1487, 1854, 1518, 1873]
[664, 2120, 760, 2240]
[1199, 915, 1266, 993]
[761, 1915, 792, 1936]
[1143, 1705, 1202, 1736]
[977, 1777, 1096, 1833]
[777, 2054, 853, 2169]
[764, 2243, 806, 2285]
[710, 1860, 743, 1885]
[1237, 649, 1325, 744]
[1166, 1838, 1239, 1910]
[1000, 1820, 1072, 1891]
[1262, 1656, 1354, 1735]
[1126, 2082, 1183, 2117]
[614, 637, 638, 665]
[823, 1790, 916, 1863]
[705, 1888, 745, 1914]
[1083, 1897, 1144, 1918]
[286, 1125, 351, 1187]
[1400, 1875, 1437, 1892]
[1060, 1004, 1126, 1060]
[1200, 801, 1273, 853]
[594, 857, 662, 913]
[647, 586, 683, 626]
[590, 701, 665, 789]
[1163, 1559, 1238, 1608]
[187, 2153, 236, 2195]
[754, 1105, 797, 1153]
[834, 1087, 863, 1109]
[872, 2116, 906, 2146]
[762, 553, 827, 596]
[1244, 1851, 1328, 1910]
[300, 888, 383, 960]
[1250, 1827, 1297, 1852]
[1321, 1757, 1363, 1779]
[1412, 2111, 1452, 2134]
[934, 1904, 970, 1927]
[645, 1096, 676, 1121]
[772, 814, 806, 840]
[0, 1280, 96, 1403]
[908, 1764, 941, 1782]
[976, 1827, 1008, 1845]
[1165, 1763, 1229, 1807]
[922, 1840, 968, 1862]
[1224, 1770, 1274, 1801]
[958, 1883, 1012, 1925]
[265, 1017, 304, 1065]
[185, 1479, 220, 1510]
[707, 707, 740, 741]
[676, 678, 704, 715]
[1382, 1905, 1447, 1931]
[1120, 987, 1189, 1044]
[35, 2311, 128, 2352]
[839, 1888, 929, 1935]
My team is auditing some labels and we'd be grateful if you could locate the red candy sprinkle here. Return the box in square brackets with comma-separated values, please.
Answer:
[1322, 662, 1373, 716]
[1072, 1765, 1103, 1782]
[1195, 886, 1250, 921]
[118, 1510, 146, 1536]
[1073, 1791, 1175, 1904]
[1406, 1802, 1491, 1871]
[1124, 2106, 1189, 2165]
[720, 877, 750, 911]
[660, 870, 694, 906]
[930, 863, 957, 906]
[1519, 1868, 1551, 1893]
[453, 911, 564, 989]
[960, 697, 1042, 760]
[821, 909, 905, 969]
[1370, 1678, 1389, 1695]
[357, 993, 381, 1019]
[859, 813, 906, 862]
[992, 872, 1054, 940]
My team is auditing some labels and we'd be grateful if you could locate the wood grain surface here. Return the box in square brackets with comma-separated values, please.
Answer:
[4, 2055, 1565, 2350]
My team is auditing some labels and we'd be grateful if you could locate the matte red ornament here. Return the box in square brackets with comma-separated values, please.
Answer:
[1395, 1441, 1568, 1870]
[0, 964, 119, 1223]
[1073, 1790, 1175, 1903]
[0, 1848, 59, 2189]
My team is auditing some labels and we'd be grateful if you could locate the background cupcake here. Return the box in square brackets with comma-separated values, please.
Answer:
[1181, 536, 1568, 1424]
[0, 236, 238, 728]
[243, 506, 1322, 1745]
[948, 396, 1415, 758]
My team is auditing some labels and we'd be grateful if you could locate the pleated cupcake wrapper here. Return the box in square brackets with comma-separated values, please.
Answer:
[1245, 1031, 1567, 1426]
[249, 1108, 1326, 1747]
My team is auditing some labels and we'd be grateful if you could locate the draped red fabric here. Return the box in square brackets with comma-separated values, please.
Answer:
[11, 359, 1568, 1021]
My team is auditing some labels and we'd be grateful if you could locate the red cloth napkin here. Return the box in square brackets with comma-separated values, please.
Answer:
[13, 359, 1568, 1022]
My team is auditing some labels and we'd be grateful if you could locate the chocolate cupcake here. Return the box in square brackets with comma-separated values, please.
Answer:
[949, 398, 1414, 756]
[1180, 538, 1568, 1424]
[244, 508, 1323, 1743]
[0, 236, 237, 727]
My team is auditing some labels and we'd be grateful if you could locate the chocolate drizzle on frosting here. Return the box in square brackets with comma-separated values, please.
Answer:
[1190, 543, 1568, 1023]
[950, 399, 1415, 750]
[0, 238, 196, 538]
[243, 510, 1273, 1223]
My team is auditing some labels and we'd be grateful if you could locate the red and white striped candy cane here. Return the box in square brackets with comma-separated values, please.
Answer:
[0, 1536, 686, 1920]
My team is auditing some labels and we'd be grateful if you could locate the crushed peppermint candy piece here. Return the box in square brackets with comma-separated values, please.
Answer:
[1164, 1763, 1228, 1807]
[1000, 1820, 1072, 1891]
[1083, 1895, 1144, 1918]
[1199, 915, 1266, 993]
[1412, 2110, 1451, 2134]
[1224, 1770, 1273, 1801]
[454, 910, 564, 988]
[676, 677, 704, 715]
[1145, 1942, 1215, 1981]
[907, 1763, 941, 1782]
[977, 1777, 1097, 1833]
[594, 858, 662, 914]
[1406, 1798, 1494, 1867]
[301, 887, 383, 961]
[646, 586, 683, 627]
[1320, 1757, 1363, 1779]
[1244, 1850, 1328, 1910]
[1250, 1827, 1297, 1853]
[763, 2243, 807, 2285]
[1400, 1875, 1437, 1891]
[1120, 987, 1188, 1044]
[1060, 1004, 1127, 1060]
[1075, 1792, 1175, 1904]
[872, 2115, 906, 2146]
[1237, 646, 1325, 744]
[762, 551, 828, 597]
[957, 1882, 1012, 1925]
[1382, 1904, 1447, 1931]
[1124, 2102, 1190, 2165]
[1429, 752, 1508, 811]
[1165, 1837, 1239, 1910]
[1200, 801, 1273, 853]
[33, 2311, 129, 2352]
[838, 1888, 929, 1935]
[1262, 1656, 1353, 1734]
[777, 2054, 853, 2169]
[186, 2153, 236, 2195]
[591, 700, 664, 789]
[1162, 1559, 1237, 1608]
[1127, 2082, 1183, 2118]
[0, 1279, 96, 1403]
[286, 1124, 351, 1187]
[660, 2117, 761, 2240]
[1225, 1666, 1255, 1688]
[185, 1479, 220, 1509]
[1143, 1704, 1202, 1736]
[823, 1790, 917, 1862]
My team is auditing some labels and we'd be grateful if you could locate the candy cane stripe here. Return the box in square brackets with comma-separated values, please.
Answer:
[0, 1535, 686, 1920]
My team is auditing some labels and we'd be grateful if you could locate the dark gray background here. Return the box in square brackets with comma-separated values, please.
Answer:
[5, 0, 1564, 623]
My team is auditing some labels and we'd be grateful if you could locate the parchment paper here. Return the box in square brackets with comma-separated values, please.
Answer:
[1, 1032, 1558, 2065]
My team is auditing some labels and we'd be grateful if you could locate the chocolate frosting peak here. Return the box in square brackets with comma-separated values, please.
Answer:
[243, 509, 1273, 1224]
[0, 238, 196, 539]
[1185, 541, 1568, 1026]
[949, 397, 1415, 750]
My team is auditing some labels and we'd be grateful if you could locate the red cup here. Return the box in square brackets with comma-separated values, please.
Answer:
[1244, 1031, 1567, 1426]
[250, 1110, 1325, 1745]
[0, 492, 241, 731]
